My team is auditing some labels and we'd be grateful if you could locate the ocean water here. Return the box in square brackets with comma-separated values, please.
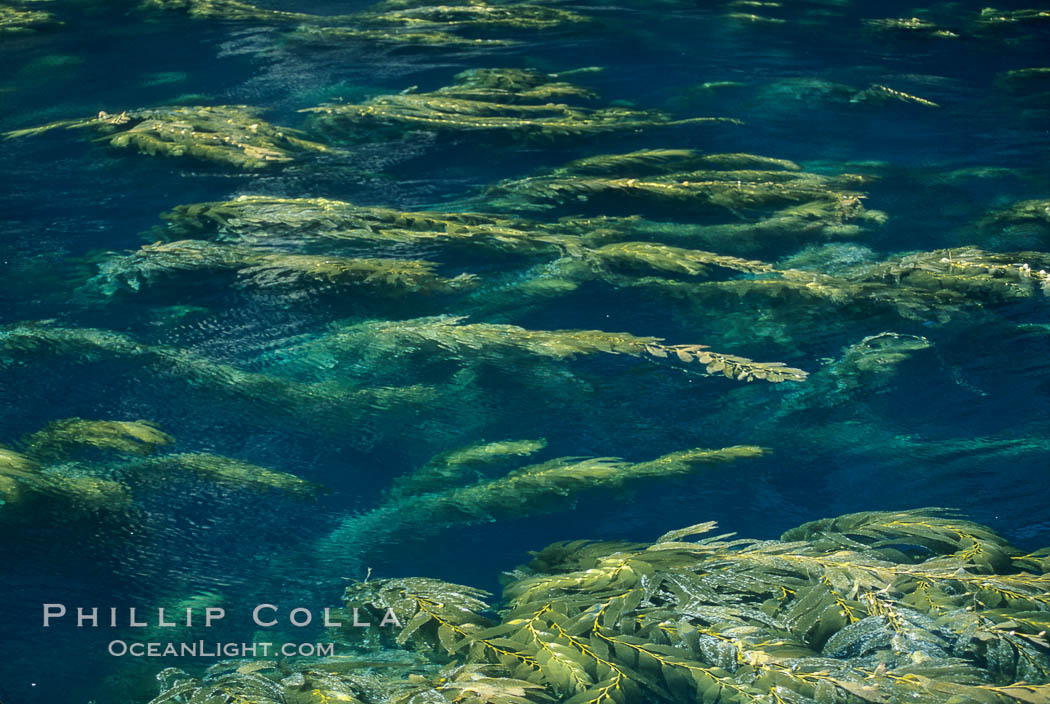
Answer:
[1, 0, 1050, 701]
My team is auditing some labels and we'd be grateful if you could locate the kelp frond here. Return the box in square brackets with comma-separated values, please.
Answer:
[391, 663, 553, 704]
[300, 316, 809, 383]
[486, 149, 877, 220]
[0, 321, 437, 423]
[550, 149, 802, 177]
[850, 84, 940, 108]
[981, 198, 1050, 233]
[331, 509, 1050, 704]
[320, 446, 768, 562]
[128, 452, 324, 497]
[865, 17, 960, 38]
[0, 2, 58, 32]
[24, 418, 175, 461]
[389, 438, 548, 499]
[519, 245, 1050, 324]
[140, 0, 324, 22]
[5, 105, 329, 169]
[302, 69, 737, 142]
[0, 441, 131, 518]
[89, 240, 478, 296]
[155, 196, 574, 254]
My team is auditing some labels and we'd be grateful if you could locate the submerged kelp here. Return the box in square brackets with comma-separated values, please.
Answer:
[162, 510, 1050, 704]
[293, 2, 589, 49]
[126, 452, 324, 497]
[153, 196, 576, 255]
[320, 445, 768, 562]
[23, 418, 175, 461]
[0, 440, 132, 521]
[88, 239, 479, 296]
[864, 17, 960, 39]
[0, 322, 438, 426]
[980, 199, 1050, 241]
[280, 316, 809, 383]
[4, 105, 329, 169]
[492, 245, 1050, 325]
[484, 148, 884, 224]
[0, 1, 57, 32]
[388, 438, 548, 499]
[302, 69, 737, 142]
[143, 0, 587, 49]
[140, 0, 323, 22]
[13, 417, 320, 496]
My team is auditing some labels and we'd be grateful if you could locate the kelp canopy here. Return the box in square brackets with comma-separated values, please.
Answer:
[145, 509, 1050, 704]
[4, 0, 1050, 700]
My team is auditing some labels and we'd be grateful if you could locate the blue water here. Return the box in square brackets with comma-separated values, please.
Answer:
[2, 0, 1050, 701]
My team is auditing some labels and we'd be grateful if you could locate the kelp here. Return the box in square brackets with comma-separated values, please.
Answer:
[139, 0, 323, 22]
[288, 316, 809, 383]
[327, 509, 1050, 704]
[127, 452, 324, 497]
[0, 442, 131, 519]
[143, 0, 587, 47]
[849, 84, 940, 108]
[153, 196, 576, 255]
[0, 322, 437, 422]
[752, 77, 941, 112]
[0, 445, 39, 509]
[295, 1, 589, 50]
[975, 7, 1050, 29]
[4, 106, 329, 170]
[997, 68, 1050, 93]
[980, 199, 1050, 239]
[301, 69, 737, 142]
[549, 149, 803, 177]
[864, 17, 959, 38]
[352, 2, 587, 31]
[23, 418, 174, 461]
[485, 149, 880, 222]
[88, 240, 479, 296]
[320, 446, 768, 561]
[507, 245, 1050, 324]
[388, 438, 548, 499]
[0, 2, 57, 32]
[290, 24, 516, 49]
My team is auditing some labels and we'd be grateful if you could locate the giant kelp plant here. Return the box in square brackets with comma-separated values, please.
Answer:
[4, 105, 330, 169]
[302, 69, 738, 142]
[0, 416, 325, 529]
[141, 0, 589, 49]
[141, 509, 1050, 704]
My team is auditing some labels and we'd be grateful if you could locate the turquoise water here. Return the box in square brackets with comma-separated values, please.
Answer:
[2, 0, 1050, 701]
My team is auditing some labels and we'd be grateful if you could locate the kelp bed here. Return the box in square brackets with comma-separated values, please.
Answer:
[150, 510, 1050, 704]
[2, 0, 1050, 702]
